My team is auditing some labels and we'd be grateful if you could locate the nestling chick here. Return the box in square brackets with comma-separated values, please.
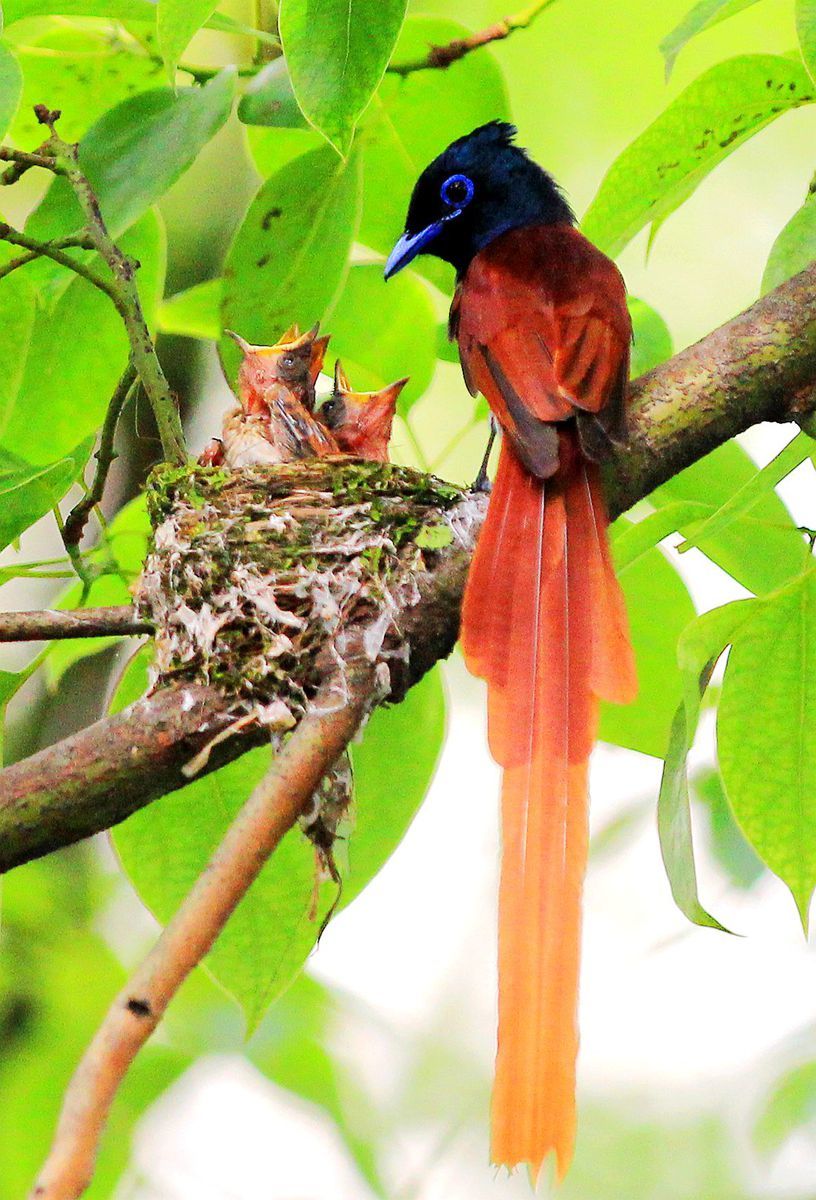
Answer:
[201, 328, 339, 468]
[318, 361, 407, 462]
[230, 323, 330, 414]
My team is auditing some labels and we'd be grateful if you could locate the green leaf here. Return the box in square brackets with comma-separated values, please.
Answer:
[660, 0, 763, 78]
[27, 70, 235, 250]
[279, 0, 407, 156]
[692, 768, 764, 890]
[628, 296, 673, 377]
[9, 26, 164, 148]
[238, 58, 309, 129]
[158, 277, 222, 339]
[798, 0, 816, 82]
[157, 0, 218, 82]
[679, 432, 813, 562]
[718, 569, 816, 930]
[761, 192, 816, 294]
[357, 15, 510, 294]
[754, 1060, 816, 1153]
[112, 666, 446, 1026]
[657, 602, 753, 930]
[599, 536, 696, 757]
[582, 55, 816, 259]
[0, 210, 165, 464]
[0, 38, 21, 139]
[327, 264, 436, 413]
[220, 143, 362, 384]
[611, 501, 710, 570]
[652, 439, 806, 595]
[0, 445, 89, 553]
[2, 0, 155, 21]
[0, 269, 35, 434]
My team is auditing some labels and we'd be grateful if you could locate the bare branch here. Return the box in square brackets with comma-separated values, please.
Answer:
[387, 0, 557, 76]
[0, 606, 150, 643]
[29, 658, 374, 1200]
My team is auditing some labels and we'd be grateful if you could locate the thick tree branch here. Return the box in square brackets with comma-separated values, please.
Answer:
[29, 658, 374, 1200]
[0, 607, 150, 643]
[0, 262, 815, 874]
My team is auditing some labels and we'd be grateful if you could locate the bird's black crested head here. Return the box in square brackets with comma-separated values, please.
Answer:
[384, 122, 574, 279]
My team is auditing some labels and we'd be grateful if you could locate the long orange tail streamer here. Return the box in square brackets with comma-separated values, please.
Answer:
[461, 435, 636, 1181]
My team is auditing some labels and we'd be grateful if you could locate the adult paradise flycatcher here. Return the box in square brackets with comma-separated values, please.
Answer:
[384, 121, 637, 1180]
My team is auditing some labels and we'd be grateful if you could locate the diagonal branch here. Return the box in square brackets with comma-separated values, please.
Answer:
[387, 0, 558, 76]
[0, 261, 815, 876]
[29, 656, 375, 1200]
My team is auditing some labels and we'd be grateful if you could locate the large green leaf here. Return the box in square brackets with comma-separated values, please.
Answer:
[692, 768, 764, 891]
[112, 663, 446, 1027]
[3, 0, 155, 19]
[357, 15, 510, 295]
[0, 268, 36, 433]
[158, 277, 222, 339]
[0, 444, 89, 552]
[628, 296, 674, 377]
[652, 439, 806, 596]
[599, 536, 696, 757]
[0, 210, 165, 464]
[679, 432, 814, 562]
[718, 569, 816, 929]
[279, 0, 407, 156]
[238, 57, 310, 129]
[27, 70, 235, 251]
[220, 143, 362, 383]
[761, 192, 816, 294]
[157, 0, 218, 81]
[659, 0, 764, 78]
[657, 601, 754, 930]
[0, 38, 21, 139]
[9, 26, 164, 148]
[582, 55, 816, 259]
[798, 0, 816, 82]
[327, 264, 436, 413]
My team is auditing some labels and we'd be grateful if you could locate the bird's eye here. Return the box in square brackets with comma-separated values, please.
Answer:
[280, 354, 296, 369]
[440, 174, 474, 208]
[323, 399, 336, 416]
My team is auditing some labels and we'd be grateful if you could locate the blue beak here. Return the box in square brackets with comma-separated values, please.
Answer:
[384, 211, 462, 280]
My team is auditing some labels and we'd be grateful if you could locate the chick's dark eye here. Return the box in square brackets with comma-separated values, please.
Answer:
[323, 399, 336, 416]
[280, 354, 295, 368]
[440, 173, 474, 208]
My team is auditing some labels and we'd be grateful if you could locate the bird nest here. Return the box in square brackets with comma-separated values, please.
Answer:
[134, 458, 471, 737]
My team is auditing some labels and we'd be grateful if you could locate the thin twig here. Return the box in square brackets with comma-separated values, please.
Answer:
[0, 223, 117, 300]
[387, 0, 558, 76]
[0, 231, 96, 282]
[63, 364, 138, 546]
[31, 107, 186, 465]
[0, 145, 65, 184]
[29, 659, 375, 1200]
[0, 606, 150, 643]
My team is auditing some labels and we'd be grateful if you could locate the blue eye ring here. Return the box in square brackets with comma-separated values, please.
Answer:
[440, 173, 474, 208]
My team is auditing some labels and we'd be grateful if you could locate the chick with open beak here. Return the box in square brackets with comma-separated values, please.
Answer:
[229, 323, 330, 415]
[318, 361, 407, 463]
[201, 325, 338, 468]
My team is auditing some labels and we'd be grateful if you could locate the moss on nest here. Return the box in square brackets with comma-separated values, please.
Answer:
[135, 459, 467, 731]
